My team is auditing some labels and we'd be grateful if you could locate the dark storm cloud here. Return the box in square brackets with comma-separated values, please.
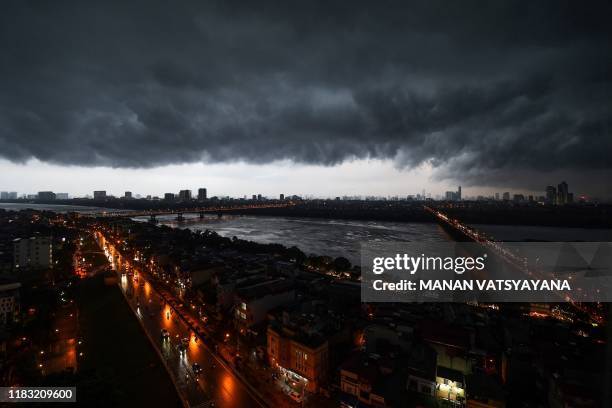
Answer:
[0, 0, 611, 192]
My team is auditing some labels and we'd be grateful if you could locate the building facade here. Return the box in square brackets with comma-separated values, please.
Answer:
[13, 237, 53, 270]
[0, 281, 20, 326]
[267, 325, 329, 393]
[198, 188, 207, 201]
[178, 190, 192, 201]
[37, 191, 56, 200]
[93, 190, 107, 200]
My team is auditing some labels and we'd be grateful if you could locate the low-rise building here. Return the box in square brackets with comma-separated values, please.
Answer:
[407, 342, 438, 398]
[234, 279, 294, 331]
[268, 324, 328, 393]
[436, 366, 465, 406]
[340, 353, 408, 407]
[465, 373, 506, 408]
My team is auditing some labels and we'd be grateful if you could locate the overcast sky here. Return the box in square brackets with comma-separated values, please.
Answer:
[1, 1, 610, 198]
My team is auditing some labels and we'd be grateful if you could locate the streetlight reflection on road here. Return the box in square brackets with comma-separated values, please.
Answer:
[188, 334, 200, 357]
[93, 230, 265, 408]
[220, 372, 236, 404]
[162, 304, 173, 329]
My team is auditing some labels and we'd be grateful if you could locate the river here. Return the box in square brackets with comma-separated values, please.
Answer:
[133, 214, 450, 265]
[133, 213, 612, 266]
[3, 203, 610, 266]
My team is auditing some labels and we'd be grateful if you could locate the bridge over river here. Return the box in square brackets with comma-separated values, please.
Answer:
[425, 205, 604, 321]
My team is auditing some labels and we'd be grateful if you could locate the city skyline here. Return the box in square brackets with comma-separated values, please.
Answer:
[1, 1, 611, 198]
[0, 183, 581, 204]
[0, 158, 598, 201]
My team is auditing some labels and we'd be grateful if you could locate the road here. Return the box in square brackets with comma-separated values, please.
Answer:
[116, 270, 267, 408]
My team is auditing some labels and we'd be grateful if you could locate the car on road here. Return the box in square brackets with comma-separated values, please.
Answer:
[289, 390, 303, 403]
[191, 363, 203, 375]
[160, 329, 169, 340]
[177, 342, 186, 355]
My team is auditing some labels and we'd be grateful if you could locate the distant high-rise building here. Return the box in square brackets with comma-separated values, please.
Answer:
[13, 236, 52, 270]
[93, 191, 107, 200]
[495, 193, 500, 200]
[164, 193, 175, 201]
[502, 192, 510, 201]
[444, 187, 462, 201]
[257, 194, 262, 201]
[567, 192, 574, 204]
[545, 186, 556, 204]
[178, 190, 192, 201]
[8, 192, 17, 199]
[252, 194, 257, 200]
[198, 188, 207, 201]
[56, 193, 69, 199]
[37, 191, 56, 200]
[0, 192, 8, 200]
[557, 181, 568, 205]
[279, 194, 284, 201]
[124, 191, 132, 199]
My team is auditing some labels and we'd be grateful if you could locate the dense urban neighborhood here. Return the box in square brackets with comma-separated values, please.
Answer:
[1, 199, 610, 407]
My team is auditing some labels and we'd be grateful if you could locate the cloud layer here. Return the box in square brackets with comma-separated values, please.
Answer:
[1, 0, 611, 193]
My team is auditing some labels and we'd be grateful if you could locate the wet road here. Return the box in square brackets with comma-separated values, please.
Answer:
[117, 272, 266, 408]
